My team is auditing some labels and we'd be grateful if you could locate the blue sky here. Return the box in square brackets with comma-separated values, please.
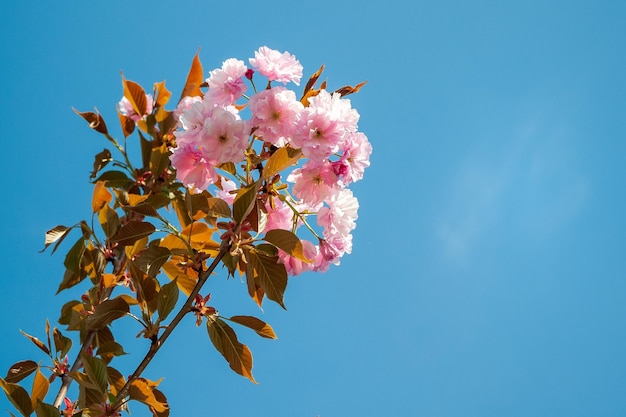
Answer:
[1, 1, 625, 416]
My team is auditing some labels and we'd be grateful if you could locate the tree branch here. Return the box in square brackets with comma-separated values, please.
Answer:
[111, 242, 231, 412]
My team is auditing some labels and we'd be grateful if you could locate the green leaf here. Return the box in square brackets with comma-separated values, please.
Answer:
[0, 378, 32, 417]
[56, 269, 85, 294]
[35, 402, 59, 417]
[40, 225, 73, 254]
[98, 204, 119, 239]
[206, 197, 232, 218]
[228, 316, 277, 339]
[130, 261, 158, 307]
[206, 318, 256, 383]
[262, 146, 302, 180]
[53, 328, 73, 358]
[19, 331, 50, 356]
[4, 361, 38, 384]
[84, 297, 130, 330]
[125, 202, 160, 218]
[233, 180, 261, 223]
[157, 278, 179, 322]
[135, 246, 171, 278]
[111, 221, 156, 247]
[63, 236, 86, 273]
[150, 144, 172, 178]
[94, 170, 135, 189]
[90, 149, 112, 179]
[263, 229, 312, 261]
[81, 354, 108, 394]
[248, 250, 288, 309]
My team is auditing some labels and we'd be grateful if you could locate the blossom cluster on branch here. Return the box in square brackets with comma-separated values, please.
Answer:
[0, 46, 371, 417]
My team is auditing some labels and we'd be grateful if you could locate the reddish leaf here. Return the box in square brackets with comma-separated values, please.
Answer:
[90, 149, 112, 179]
[81, 354, 108, 394]
[263, 229, 312, 262]
[4, 361, 38, 384]
[157, 278, 179, 322]
[84, 297, 130, 330]
[118, 109, 135, 138]
[334, 80, 368, 97]
[30, 369, 49, 411]
[206, 318, 257, 383]
[228, 316, 277, 339]
[91, 181, 112, 213]
[233, 180, 261, 223]
[111, 221, 156, 247]
[262, 145, 302, 180]
[35, 402, 59, 417]
[247, 250, 288, 309]
[153, 80, 172, 122]
[107, 366, 125, 396]
[40, 225, 73, 254]
[19, 331, 50, 356]
[128, 378, 168, 413]
[122, 77, 148, 116]
[302, 64, 325, 98]
[180, 52, 204, 99]
[73, 108, 108, 135]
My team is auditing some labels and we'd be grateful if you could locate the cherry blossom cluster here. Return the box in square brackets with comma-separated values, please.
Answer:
[167, 46, 372, 274]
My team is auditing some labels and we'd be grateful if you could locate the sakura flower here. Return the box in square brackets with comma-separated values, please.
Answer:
[118, 94, 154, 123]
[293, 108, 344, 160]
[313, 237, 348, 272]
[169, 143, 218, 191]
[317, 188, 359, 239]
[307, 90, 359, 133]
[292, 90, 360, 160]
[333, 131, 372, 184]
[206, 58, 248, 105]
[264, 198, 295, 232]
[173, 96, 202, 127]
[288, 160, 341, 206]
[249, 46, 303, 85]
[199, 106, 249, 164]
[248, 86, 304, 145]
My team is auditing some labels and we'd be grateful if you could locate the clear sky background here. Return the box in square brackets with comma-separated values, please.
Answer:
[1, 1, 625, 416]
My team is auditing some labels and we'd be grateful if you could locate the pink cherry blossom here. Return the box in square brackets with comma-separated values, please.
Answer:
[317, 188, 359, 239]
[248, 87, 304, 145]
[206, 58, 248, 105]
[333, 132, 372, 184]
[173, 96, 202, 127]
[288, 160, 341, 206]
[199, 106, 249, 164]
[264, 199, 295, 232]
[169, 143, 218, 191]
[292, 90, 360, 160]
[249, 46, 303, 85]
[307, 90, 359, 133]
